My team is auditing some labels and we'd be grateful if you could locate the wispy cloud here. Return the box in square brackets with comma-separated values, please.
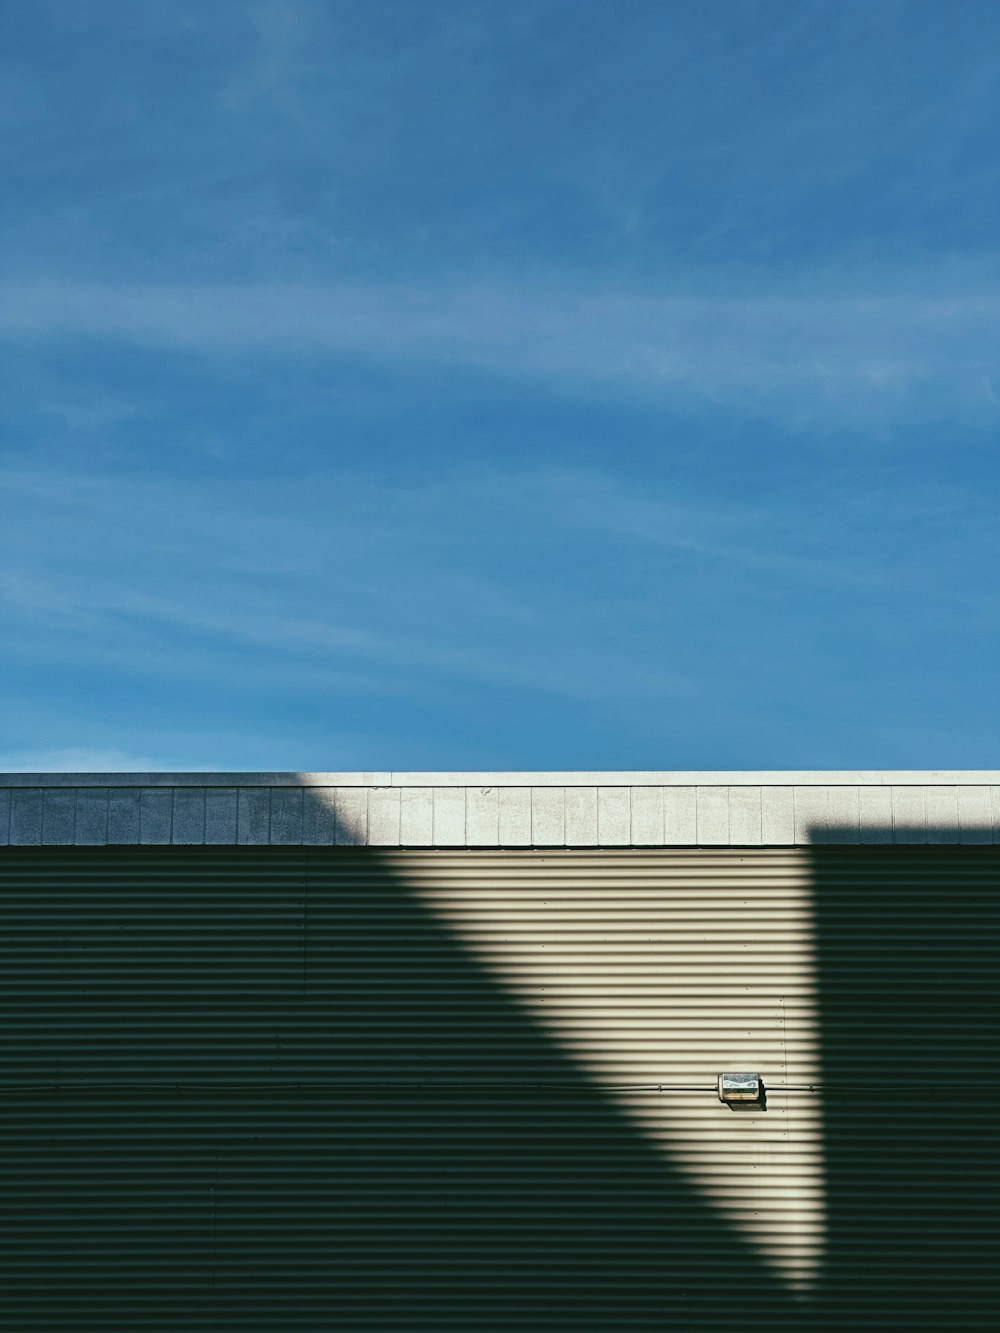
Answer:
[3, 278, 1000, 424]
[5, 455, 996, 737]
[3, 440, 998, 768]
[533, 468, 900, 591]
[0, 567, 623, 702]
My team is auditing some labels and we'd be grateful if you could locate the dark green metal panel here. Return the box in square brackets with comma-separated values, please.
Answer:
[809, 844, 1000, 1329]
[0, 845, 997, 1331]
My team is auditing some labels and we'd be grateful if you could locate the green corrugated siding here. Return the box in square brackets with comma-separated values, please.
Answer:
[0, 845, 997, 1330]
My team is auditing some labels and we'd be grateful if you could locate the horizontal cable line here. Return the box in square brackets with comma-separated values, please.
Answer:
[0, 1078, 913, 1096]
[0, 1079, 717, 1095]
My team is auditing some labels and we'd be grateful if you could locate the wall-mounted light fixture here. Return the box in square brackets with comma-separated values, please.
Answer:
[718, 1072, 763, 1106]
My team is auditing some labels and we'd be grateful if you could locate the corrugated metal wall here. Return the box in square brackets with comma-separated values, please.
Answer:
[0, 844, 997, 1329]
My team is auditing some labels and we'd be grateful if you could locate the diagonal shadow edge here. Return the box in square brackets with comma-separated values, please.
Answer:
[0, 811, 795, 1331]
[301, 783, 826, 1306]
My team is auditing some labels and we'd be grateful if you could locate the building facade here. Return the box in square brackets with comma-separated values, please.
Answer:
[1, 770, 998, 1330]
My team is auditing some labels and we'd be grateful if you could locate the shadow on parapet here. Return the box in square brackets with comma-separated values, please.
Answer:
[0, 786, 791, 1333]
[807, 826, 1000, 1329]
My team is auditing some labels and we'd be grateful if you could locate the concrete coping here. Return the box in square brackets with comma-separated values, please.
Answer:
[2, 775, 999, 847]
[2, 770, 999, 788]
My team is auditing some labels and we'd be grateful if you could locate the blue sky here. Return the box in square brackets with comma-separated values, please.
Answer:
[2, 0, 1000, 772]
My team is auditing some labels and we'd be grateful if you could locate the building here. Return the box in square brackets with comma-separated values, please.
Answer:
[1, 769, 998, 1330]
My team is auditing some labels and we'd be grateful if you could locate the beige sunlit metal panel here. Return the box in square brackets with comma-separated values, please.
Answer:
[394, 847, 825, 1294]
